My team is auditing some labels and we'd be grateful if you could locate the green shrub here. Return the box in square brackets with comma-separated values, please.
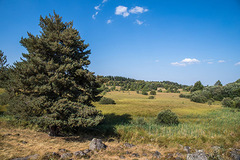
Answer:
[222, 97, 234, 108]
[150, 91, 156, 95]
[155, 109, 179, 126]
[157, 89, 162, 92]
[233, 97, 240, 109]
[99, 97, 116, 104]
[142, 91, 148, 95]
[190, 91, 208, 103]
[208, 98, 214, 105]
[148, 96, 155, 99]
[179, 93, 191, 99]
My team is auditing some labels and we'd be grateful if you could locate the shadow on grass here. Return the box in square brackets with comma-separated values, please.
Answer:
[64, 113, 132, 142]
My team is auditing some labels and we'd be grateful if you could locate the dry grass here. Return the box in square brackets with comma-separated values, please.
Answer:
[0, 122, 186, 160]
[95, 91, 220, 119]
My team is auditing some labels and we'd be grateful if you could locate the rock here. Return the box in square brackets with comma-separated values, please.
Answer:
[187, 150, 208, 160]
[184, 146, 191, 153]
[165, 153, 174, 159]
[211, 146, 221, 152]
[26, 154, 40, 160]
[142, 153, 147, 156]
[20, 140, 27, 144]
[125, 151, 131, 154]
[175, 157, 183, 160]
[59, 149, 69, 153]
[89, 138, 107, 151]
[74, 151, 89, 158]
[131, 153, 140, 157]
[41, 152, 61, 160]
[60, 152, 72, 159]
[83, 149, 91, 154]
[119, 155, 126, 159]
[123, 142, 135, 148]
[152, 151, 161, 159]
[230, 149, 240, 160]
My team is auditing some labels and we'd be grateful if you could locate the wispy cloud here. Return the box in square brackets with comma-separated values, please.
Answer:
[171, 62, 186, 66]
[92, 0, 108, 19]
[115, 6, 129, 17]
[208, 62, 213, 64]
[136, 19, 143, 25]
[181, 58, 200, 64]
[235, 62, 240, 66]
[107, 19, 112, 24]
[218, 60, 225, 63]
[129, 6, 148, 14]
[171, 58, 200, 66]
[94, 4, 101, 10]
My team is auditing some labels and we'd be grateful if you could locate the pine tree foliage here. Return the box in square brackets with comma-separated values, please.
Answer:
[7, 12, 103, 135]
[0, 50, 9, 88]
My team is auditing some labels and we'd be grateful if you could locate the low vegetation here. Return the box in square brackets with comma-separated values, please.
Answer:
[99, 97, 116, 104]
[155, 109, 179, 126]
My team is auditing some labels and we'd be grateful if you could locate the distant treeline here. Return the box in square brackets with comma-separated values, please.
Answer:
[96, 75, 190, 93]
[180, 79, 240, 108]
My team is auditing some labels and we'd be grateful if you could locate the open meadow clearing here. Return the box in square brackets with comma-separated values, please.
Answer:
[95, 91, 240, 149]
[0, 90, 240, 159]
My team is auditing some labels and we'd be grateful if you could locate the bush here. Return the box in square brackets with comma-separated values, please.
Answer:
[208, 98, 215, 105]
[142, 91, 148, 95]
[150, 91, 156, 95]
[179, 93, 191, 99]
[233, 97, 240, 109]
[190, 91, 208, 103]
[222, 97, 234, 108]
[99, 97, 116, 104]
[155, 109, 179, 126]
[148, 96, 155, 99]
[157, 89, 162, 92]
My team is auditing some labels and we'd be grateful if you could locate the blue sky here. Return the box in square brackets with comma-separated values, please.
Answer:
[0, 0, 240, 85]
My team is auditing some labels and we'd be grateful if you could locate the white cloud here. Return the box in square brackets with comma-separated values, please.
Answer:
[129, 6, 148, 14]
[92, 12, 99, 19]
[107, 19, 112, 24]
[171, 58, 200, 67]
[171, 62, 186, 66]
[136, 19, 143, 25]
[94, 5, 101, 10]
[218, 60, 225, 63]
[155, 60, 159, 63]
[102, 0, 107, 3]
[181, 58, 200, 64]
[115, 6, 129, 17]
[235, 62, 240, 66]
[208, 62, 213, 64]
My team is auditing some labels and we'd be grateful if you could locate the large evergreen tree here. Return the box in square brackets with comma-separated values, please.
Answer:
[7, 12, 103, 135]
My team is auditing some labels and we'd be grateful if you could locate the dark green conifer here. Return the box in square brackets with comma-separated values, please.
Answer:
[7, 12, 103, 135]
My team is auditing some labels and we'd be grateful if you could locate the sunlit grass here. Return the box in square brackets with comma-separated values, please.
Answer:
[95, 91, 240, 148]
[95, 91, 220, 119]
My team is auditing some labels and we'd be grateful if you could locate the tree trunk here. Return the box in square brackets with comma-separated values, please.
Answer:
[49, 125, 59, 137]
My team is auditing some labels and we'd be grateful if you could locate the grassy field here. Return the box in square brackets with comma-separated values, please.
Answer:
[95, 91, 240, 149]
[0, 90, 239, 159]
